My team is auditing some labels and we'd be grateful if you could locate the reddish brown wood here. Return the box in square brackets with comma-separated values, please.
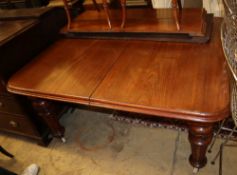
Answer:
[62, 0, 72, 30]
[172, 0, 181, 30]
[120, 0, 126, 28]
[90, 19, 229, 123]
[7, 18, 230, 169]
[7, 39, 127, 103]
[102, 0, 112, 29]
[8, 19, 229, 122]
[188, 122, 213, 168]
[0, 9, 66, 145]
[29, 97, 65, 138]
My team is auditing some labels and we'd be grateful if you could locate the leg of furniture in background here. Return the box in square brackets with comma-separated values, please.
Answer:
[29, 97, 66, 142]
[210, 126, 236, 163]
[177, 0, 182, 9]
[172, 0, 182, 30]
[120, 0, 126, 28]
[62, 0, 88, 30]
[62, 0, 72, 30]
[208, 120, 226, 154]
[188, 122, 213, 172]
[0, 146, 14, 158]
[62, 0, 112, 30]
[102, 0, 112, 29]
[208, 118, 236, 156]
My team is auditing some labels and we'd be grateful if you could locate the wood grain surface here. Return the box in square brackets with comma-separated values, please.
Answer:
[8, 39, 127, 104]
[8, 18, 230, 122]
[91, 19, 230, 122]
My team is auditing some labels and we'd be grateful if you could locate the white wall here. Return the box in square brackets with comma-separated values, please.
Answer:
[151, 0, 224, 16]
[203, 0, 224, 16]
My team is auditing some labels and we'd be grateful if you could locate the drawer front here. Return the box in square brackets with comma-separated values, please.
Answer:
[0, 96, 26, 115]
[0, 112, 39, 137]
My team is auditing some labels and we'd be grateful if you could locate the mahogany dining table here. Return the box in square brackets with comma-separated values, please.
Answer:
[7, 18, 230, 170]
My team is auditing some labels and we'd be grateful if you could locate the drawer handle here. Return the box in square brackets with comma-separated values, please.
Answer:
[0, 102, 3, 107]
[9, 121, 19, 128]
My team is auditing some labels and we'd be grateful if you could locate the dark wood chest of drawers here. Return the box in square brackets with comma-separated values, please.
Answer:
[0, 7, 66, 145]
[0, 94, 43, 139]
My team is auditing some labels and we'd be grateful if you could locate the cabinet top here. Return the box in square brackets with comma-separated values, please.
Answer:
[0, 20, 37, 47]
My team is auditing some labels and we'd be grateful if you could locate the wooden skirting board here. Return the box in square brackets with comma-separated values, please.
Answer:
[61, 8, 213, 43]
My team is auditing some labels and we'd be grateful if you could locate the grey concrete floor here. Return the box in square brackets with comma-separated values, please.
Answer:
[0, 108, 236, 175]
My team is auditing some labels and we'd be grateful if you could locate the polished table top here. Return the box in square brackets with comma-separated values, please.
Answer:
[8, 18, 230, 123]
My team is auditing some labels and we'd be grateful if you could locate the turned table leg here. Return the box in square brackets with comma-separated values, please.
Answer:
[29, 97, 65, 140]
[188, 122, 214, 169]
